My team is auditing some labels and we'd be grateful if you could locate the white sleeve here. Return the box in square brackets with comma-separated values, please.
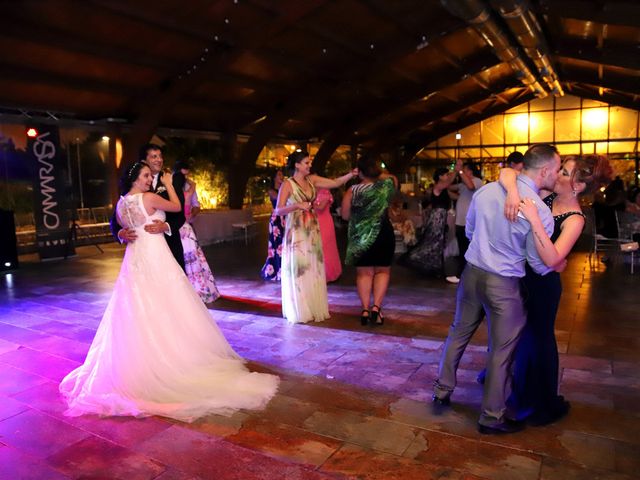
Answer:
[191, 189, 200, 208]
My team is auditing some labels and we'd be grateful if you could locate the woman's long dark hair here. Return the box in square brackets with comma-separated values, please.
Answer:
[286, 151, 308, 175]
[119, 161, 150, 194]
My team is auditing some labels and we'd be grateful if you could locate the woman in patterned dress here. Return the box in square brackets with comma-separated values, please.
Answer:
[260, 170, 284, 281]
[175, 160, 220, 304]
[274, 151, 356, 324]
[341, 155, 397, 326]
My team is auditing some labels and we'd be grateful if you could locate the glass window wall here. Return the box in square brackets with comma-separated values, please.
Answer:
[416, 94, 639, 184]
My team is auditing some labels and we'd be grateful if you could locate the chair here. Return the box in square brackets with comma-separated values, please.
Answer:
[231, 220, 256, 245]
[617, 211, 639, 273]
[586, 208, 627, 267]
[91, 206, 109, 224]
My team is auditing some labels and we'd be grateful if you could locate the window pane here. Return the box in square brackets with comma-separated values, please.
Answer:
[610, 108, 638, 139]
[505, 113, 529, 144]
[530, 96, 553, 112]
[608, 140, 637, 154]
[530, 112, 554, 143]
[555, 110, 580, 142]
[438, 148, 456, 159]
[555, 94, 581, 110]
[583, 99, 608, 108]
[595, 142, 608, 154]
[560, 143, 582, 155]
[459, 123, 480, 146]
[483, 146, 505, 158]
[459, 147, 480, 159]
[582, 107, 609, 140]
[506, 102, 529, 113]
[482, 116, 504, 145]
[419, 149, 439, 160]
[439, 132, 457, 147]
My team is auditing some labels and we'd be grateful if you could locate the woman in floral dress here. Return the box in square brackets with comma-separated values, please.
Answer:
[175, 161, 220, 304]
[260, 170, 284, 281]
[274, 151, 356, 324]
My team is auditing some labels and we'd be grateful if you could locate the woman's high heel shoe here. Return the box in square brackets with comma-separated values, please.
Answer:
[360, 309, 370, 326]
[370, 305, 384, 326]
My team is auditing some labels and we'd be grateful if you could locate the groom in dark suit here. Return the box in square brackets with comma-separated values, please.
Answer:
[110, 143, 187, 271]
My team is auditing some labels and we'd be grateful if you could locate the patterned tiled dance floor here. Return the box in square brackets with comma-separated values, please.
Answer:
[1, 235, 639, 479]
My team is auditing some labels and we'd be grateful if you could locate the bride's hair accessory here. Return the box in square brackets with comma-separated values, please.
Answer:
[120, 161, 150, 194]
[128, 161, 150, 182]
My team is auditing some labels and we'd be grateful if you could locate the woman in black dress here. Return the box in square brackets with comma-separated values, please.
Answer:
[403, 167, 458, 277]
[501, 154, 612, 425]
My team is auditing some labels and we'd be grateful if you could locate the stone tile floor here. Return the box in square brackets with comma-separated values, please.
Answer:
[0, 232, 639, 479]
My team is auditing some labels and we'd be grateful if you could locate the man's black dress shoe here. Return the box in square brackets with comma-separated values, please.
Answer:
[431, 394, 451, 414]
[478, 419, 525, 435]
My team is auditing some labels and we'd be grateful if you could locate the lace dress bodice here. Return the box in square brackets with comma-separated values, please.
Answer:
[116, 193, 165, 230]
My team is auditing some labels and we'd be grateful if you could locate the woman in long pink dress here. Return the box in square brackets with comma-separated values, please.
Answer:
[314, 188, 342, 282]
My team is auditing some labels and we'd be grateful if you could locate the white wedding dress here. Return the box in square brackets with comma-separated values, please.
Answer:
[59, 193, 278, 422]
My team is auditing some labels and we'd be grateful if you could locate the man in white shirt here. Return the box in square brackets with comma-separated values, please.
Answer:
[447, 161, 483, 283]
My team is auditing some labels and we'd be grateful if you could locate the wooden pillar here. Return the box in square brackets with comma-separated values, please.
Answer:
[312, 132, 343, 175]
[223, 132, 248, 210]
[351, 144, 358, 165]
[107, 129, 124, 207]
[228, 108, 292, 209]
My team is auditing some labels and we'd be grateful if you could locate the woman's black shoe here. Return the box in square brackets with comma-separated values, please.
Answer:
[371, 305, 384, 326]
[527, 400, 571, 426]
[360, 309, 370, 326]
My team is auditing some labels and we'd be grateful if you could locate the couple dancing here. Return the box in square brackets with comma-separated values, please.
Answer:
[59, 153, 278, 423]
[433, 145, 610, 433]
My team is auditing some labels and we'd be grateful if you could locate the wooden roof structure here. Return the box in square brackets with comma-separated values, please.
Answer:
[1, 0, 639, 167]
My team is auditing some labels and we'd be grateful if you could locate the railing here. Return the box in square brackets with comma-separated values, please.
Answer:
[14, 206, 114, 253]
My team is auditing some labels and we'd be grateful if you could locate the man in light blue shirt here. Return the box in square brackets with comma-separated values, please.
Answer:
[433, 144, 560, 434]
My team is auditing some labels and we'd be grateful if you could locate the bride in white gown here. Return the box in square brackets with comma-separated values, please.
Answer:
[59, 161, 278, 423]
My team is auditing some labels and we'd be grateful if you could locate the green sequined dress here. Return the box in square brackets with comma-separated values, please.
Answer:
[346, 177, 396, 266]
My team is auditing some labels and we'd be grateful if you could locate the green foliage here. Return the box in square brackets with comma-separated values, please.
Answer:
[324, 150, 353, 178]
[0, 181, 32, 214]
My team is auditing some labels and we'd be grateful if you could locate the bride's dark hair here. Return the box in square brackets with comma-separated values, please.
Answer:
[120, 161, 150, 194]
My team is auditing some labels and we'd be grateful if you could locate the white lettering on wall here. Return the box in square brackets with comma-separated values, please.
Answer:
[33, 132, 60, 230]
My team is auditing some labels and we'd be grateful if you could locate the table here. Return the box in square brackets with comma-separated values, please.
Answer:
[191, 208, 254, 246]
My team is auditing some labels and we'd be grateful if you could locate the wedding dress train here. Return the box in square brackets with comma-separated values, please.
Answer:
[60, 193, 278, 422]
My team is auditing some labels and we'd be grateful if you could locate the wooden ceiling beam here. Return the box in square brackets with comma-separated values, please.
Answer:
[0, 17, 173, 71]
[539, 0, 640, 28]
[0, 62, 143, 97]
[124, 0, 331, 157]
[87, 0, 216, 43]
[361, 76, 519, 143]
[310, 50, 499, 139]
[555, 42, 640, 72]
[561, 71, 640, 97]
[566, 83, 640, 111]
